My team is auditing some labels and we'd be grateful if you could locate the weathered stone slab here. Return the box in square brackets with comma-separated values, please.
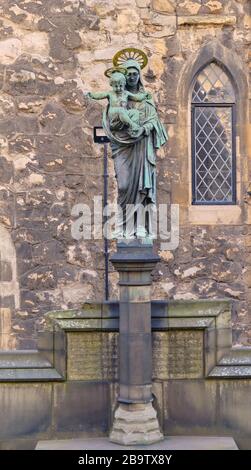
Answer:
[219, 348, 251, 365]
[209, 366, 251, 378]
[0, 368, 62, 381]
[218, 380, 251, 436]
[152, 330, 204, 379]
[53, 382, 109, 433]
[164, 380, 217, 433]
[167, 300, 230, 318]
[37, 331, 54, 365]
[56, 319, 102, 330]
[67, 324, 203, 382]
[0, 350, 52, 368]
[0, 384, 52, 438]
[0, 440, 37, 450]
[54, 329, 67, 379]
[67, 332, 118, 381]
[36, 436, 238, 450]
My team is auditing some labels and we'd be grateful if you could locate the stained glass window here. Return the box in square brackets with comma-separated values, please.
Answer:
[192, 63, 236, 204]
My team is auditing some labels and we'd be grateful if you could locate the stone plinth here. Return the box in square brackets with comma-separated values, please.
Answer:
[109, 240, 163, 445]
[110, 402, 163, 445]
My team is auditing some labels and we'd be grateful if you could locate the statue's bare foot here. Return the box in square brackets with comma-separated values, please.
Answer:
[136, 226, 147, 238]
[124, 232, 135, 240]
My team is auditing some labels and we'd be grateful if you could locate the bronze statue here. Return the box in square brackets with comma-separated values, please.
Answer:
[87, 67, 151, 137]
[87, 48, 168, 240]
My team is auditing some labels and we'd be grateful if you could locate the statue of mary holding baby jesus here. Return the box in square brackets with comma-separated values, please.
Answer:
[88, 48, 168, 240]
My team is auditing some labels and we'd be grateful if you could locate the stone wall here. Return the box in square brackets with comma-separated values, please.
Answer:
[1, 300, 251, 449]
[0, 0, 250, 348]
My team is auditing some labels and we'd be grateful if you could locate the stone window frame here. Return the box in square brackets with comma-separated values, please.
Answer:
[0, 225, 20, 350]
[176, 41, 249, 226]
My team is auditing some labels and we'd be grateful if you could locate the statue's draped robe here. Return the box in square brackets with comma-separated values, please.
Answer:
[103, 93, 168, 232]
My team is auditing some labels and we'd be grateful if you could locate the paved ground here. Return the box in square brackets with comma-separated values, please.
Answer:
[36, 436, 238, 450]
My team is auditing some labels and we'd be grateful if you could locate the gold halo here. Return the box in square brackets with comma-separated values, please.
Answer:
[112, 48, 148, 70]
[104, 66, 128, 78]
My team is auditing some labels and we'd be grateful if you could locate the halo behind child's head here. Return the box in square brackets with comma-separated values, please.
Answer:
[104, 66, 127, 78]
[105, 67, 127, 87]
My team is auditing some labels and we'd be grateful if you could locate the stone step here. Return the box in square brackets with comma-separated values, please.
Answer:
[219, 347, 251, 365]
[36, 436, 238, 450]
[0, 368, 62, 381]
[209, 365, 251, 378]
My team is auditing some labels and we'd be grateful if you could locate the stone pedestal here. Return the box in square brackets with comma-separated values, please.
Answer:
[109, 240, 163, 445]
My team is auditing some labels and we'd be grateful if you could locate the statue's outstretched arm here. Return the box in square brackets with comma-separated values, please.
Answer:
[87, 91, 109, 100]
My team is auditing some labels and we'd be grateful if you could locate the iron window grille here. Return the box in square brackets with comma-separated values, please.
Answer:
[191, 63, 236, 205]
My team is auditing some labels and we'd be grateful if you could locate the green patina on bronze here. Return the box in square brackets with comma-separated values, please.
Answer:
[87, 48, 168, 239]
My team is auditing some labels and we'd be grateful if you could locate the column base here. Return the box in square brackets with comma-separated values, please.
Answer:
[109, 402, 163, 446]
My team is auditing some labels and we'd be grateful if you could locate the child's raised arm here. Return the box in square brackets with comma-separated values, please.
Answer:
[86, 91, 110, 100]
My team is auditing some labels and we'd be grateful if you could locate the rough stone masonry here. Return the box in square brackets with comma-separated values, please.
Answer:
[0, 0, 250, 349]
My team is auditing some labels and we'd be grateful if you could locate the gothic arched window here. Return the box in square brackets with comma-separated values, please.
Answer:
[191, 62, 236, 204]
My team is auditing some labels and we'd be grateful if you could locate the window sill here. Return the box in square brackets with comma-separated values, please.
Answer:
[188, 205, 242, 225]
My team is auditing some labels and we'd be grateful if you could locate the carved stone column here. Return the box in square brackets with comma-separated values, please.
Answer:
[109, 240, 163, 445]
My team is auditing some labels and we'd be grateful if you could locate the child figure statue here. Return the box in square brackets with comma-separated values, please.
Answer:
[86, 67, 151, 136]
